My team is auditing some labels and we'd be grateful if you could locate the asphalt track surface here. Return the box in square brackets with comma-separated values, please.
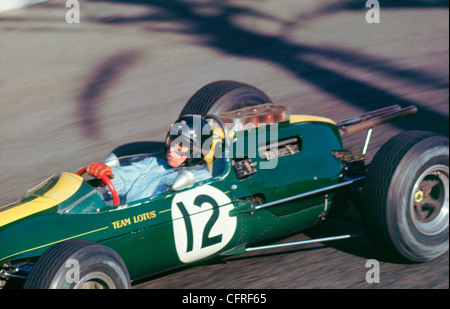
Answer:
[0, 0, 448, 289]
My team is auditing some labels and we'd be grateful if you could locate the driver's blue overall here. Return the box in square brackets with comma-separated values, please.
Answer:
[103, 156, 211, 204]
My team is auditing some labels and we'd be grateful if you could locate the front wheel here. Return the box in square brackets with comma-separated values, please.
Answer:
[362, 131, 449, 262]
[24, 239, 130, 289]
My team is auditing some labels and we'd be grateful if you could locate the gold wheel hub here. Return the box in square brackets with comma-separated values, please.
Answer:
[414, 190, 424, 203]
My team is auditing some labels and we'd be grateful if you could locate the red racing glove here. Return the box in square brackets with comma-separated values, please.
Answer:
[86, 162, 114, 179]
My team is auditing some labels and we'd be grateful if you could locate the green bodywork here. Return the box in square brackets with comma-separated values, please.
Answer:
[0, 119, 343, 281]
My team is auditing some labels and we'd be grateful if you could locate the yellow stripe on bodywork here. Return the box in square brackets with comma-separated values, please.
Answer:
[0, 197, 58, 228]
[0, 173, 83, 227]
[43, 173, 83, 202]
[290, 114, 336, 125]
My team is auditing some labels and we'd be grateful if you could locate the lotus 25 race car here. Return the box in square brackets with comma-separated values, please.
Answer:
[0, 81, 448, 289]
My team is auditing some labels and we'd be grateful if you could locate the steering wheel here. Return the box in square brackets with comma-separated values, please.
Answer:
[77, 167, 121, 206]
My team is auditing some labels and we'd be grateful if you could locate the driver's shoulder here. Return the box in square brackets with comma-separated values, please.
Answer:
[191, 166, 212, 181]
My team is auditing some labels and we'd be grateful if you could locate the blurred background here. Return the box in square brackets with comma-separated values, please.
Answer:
[0, 0, 448, 288]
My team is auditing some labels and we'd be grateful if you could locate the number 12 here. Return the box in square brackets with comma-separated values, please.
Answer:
[176, 195, 223, 253]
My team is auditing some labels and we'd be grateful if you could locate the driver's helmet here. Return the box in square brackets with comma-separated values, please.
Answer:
[165, 115, 213, 166]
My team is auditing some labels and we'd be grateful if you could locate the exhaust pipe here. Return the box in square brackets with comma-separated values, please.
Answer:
[338, 105, 418, 137]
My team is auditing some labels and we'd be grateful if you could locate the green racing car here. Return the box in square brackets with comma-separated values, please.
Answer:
[0, 81, 448, 289]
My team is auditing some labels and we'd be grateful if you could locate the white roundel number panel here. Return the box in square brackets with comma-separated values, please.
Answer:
[172, 185, 237, 263]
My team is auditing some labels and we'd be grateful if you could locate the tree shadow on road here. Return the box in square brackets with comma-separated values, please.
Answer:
[77, 50, 141, 138]
[85, 0, 448, 137]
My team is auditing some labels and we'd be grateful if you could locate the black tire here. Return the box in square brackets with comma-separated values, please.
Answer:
[362, 131, 449, 262]
[179, 80, 272, 117]
[24, 239, 130, 289]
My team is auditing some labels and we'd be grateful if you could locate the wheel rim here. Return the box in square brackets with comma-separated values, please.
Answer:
[74, 272, 117, 289]
[410, 164, 449, 236]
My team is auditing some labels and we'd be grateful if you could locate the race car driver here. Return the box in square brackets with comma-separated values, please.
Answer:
[86, 115, 213, 204]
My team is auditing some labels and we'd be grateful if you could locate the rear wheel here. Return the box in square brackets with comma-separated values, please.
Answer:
[179, 80, 272, 117]
[24, 239, 130, 289]
[362, 131, 449, 262]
